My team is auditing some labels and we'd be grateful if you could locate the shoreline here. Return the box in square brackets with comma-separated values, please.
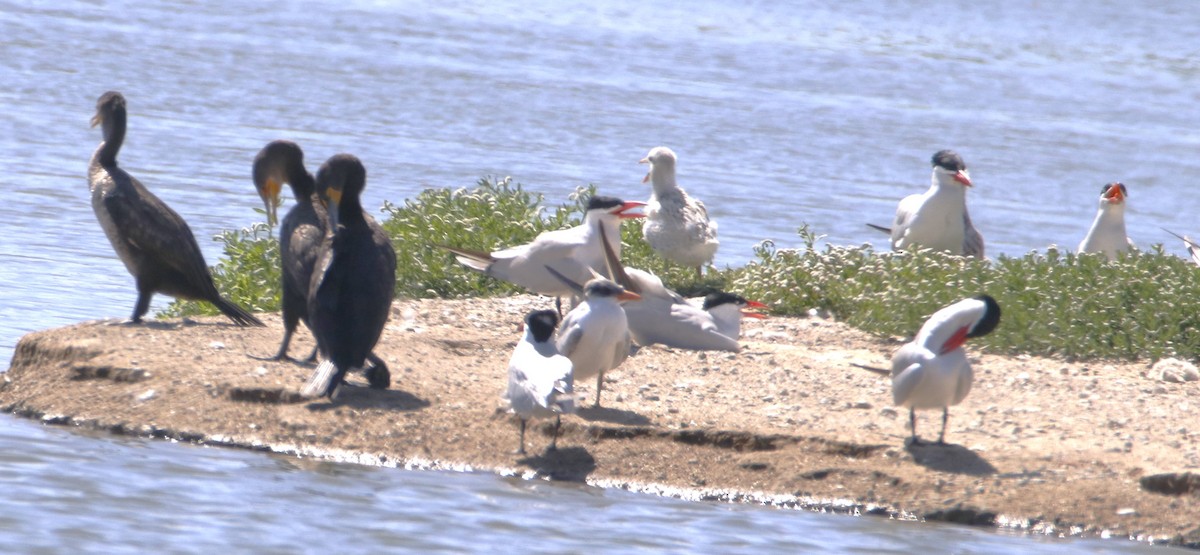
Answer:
[3, 296, 1198, 549]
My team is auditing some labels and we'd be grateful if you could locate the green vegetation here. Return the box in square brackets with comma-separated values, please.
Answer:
[166, 177, 1200, 363]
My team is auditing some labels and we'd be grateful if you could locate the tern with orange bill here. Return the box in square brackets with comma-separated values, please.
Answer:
[1078, 182, 1133, 261]
[442, 196, 644, 304]
[870, 150, 984, 258]
[546, 266, 640, 408]
[597, 226, 766, 352]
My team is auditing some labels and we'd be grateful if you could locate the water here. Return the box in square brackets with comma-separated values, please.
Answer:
[2, 0, 1197, 551]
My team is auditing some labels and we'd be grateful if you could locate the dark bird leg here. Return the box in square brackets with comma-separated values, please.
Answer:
[516, 418, 527, 455]
[269, 327, 297, 361]
[364, 353, 390, 389]
[129, 281, 154, 323]
[548, 415, 562, 452]
[938, 408, 949, 445]
[593, 372, 604, 408]
[909, 408, 921, 445]
[268, 306, 304, 360]
[695, 265, 703, 280]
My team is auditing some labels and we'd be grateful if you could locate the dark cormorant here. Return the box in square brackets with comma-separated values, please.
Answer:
[87, 91, 263, 326]
[300, 154, 397, 399]
[252, 140, 326, 359]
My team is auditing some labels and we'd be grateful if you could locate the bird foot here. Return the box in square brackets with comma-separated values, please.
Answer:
[365, 363, 391, 390]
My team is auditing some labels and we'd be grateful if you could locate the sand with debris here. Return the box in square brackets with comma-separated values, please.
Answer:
[3, 296, 1198, 547]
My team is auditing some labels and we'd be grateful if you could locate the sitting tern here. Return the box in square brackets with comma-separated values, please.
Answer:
[870, 150, 984, 258]
[597, 226, 766, 352]
[1077, 182, 1133, 261]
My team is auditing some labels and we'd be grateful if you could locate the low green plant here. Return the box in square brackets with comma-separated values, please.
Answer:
[732, 228, 1200, 361]
[162, 221, 280, 319]
[167, 178, 1200, 363]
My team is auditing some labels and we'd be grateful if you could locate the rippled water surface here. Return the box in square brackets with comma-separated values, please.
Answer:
[2, 0, 1198, 552]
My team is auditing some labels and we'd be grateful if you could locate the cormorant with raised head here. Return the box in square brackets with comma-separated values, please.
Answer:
[301, 154, 397, 399]
[87, 91, 262, 326]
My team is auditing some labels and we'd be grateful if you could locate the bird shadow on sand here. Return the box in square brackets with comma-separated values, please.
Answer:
[517, 446, 597, 482]
[306, 386, 430, 412]
[905, 441, 998, 476]
[96, 318, 180, 330]
[574, 406, 651, 426]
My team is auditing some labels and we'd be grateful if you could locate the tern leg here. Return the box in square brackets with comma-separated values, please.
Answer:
[516, 418, 527, 455]
[909, 408, 920, 445]
[593, 371, 604, 408]
[938, 407, 949, 445]
[549, 415, 561, 451]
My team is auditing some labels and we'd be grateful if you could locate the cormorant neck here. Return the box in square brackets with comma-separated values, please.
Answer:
[98, 109, 127, 168]
[338, 194, 367, 227]
[290, 169, 317, 202]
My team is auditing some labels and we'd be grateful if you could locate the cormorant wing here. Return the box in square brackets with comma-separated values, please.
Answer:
[102, 183, 218, 295]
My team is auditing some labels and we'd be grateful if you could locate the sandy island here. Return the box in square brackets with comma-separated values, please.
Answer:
[3, 296, 1198, 548]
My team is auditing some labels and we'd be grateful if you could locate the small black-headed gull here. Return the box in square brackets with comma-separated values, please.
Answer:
[1077, 182, 1133, 260]
[546, 267, 640, 408]
[442, 196, 644, 300]
[874, 150, 984, 258]
[504, 309, 576, 454]
[856, 295, 1001, 445]
[640, 147, 719, 276]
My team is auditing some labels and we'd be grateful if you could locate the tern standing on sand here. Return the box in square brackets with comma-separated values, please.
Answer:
[550, 272, 640, 408]
[857, 295, 1000, 445]
[505, 309, 576, 454]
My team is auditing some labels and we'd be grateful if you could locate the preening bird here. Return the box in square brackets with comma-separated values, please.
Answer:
[547, 267, 639, 408]
[301, 154, 397, 399]
[87, 91, 262, 326]
[252, 140, 327, 360]
[871, 150, 984, 258]
[442, 196, 644, 302]
[504, 309, 576, 454]
[1077, 182, 1133, 261]
[855, 295, 1001, 445]
[640, 146, 720, 277]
